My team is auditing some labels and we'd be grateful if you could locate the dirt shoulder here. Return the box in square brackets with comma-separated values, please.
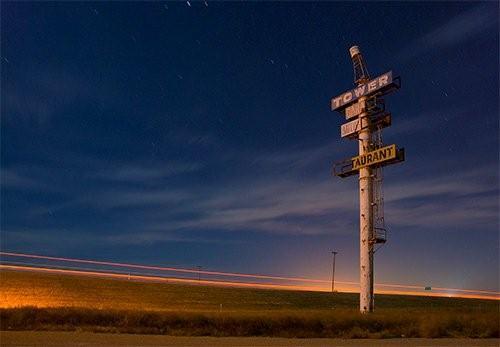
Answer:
[1, 331, 499, 347]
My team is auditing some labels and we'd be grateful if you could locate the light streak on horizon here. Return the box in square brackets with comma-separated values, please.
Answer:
[1, 251, 498, 298]
[0, 251, 353, 284]
[1, 264, 499, 301]
[0, 264, 330, 293]
[1, 260, 337, 292]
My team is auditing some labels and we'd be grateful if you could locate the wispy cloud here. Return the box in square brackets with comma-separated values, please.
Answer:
[386, 167, 497, 203]
[94, 162, 203, 183]
[2, 65, 117, 126]
[1, 228, 232, 248]
[398, 4, 498, 62]
[103, 231, 239, 246]
[84, 189, 192, 209]
[249, 140, 340, 170]
[92, 157, 496, 237]
[388, 194, 497, 230]
[153, 166, 496, 235]
[3, 137, 497, 239]
[388, 106, 464, 137]
[165, 180, 355, 235]
[3, 68, 86, 125]
[0, 169, 40, 190]
[0, 168, 56, 192]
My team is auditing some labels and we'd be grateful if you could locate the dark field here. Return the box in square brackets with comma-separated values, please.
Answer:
[1, 270, 499, 338]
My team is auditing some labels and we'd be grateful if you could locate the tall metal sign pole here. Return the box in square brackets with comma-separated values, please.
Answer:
[331, 46, 405, 313]
[358, 93, 374, 312]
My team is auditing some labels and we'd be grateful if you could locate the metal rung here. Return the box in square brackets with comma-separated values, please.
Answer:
[371, 227, 387, 244]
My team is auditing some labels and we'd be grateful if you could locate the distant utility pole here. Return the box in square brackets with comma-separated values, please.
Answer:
[197, 265, 202, 283]
[331, 251, 338, 293]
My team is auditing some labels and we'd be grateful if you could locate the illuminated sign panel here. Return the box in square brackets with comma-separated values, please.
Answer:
[351, 144, 397, 170]
[341, 114, 392, 138]
[341, 118, 363, 138]
[331, 71, 392, 111]
[345, 102, 363, 119]
[333, 144, 404, 178]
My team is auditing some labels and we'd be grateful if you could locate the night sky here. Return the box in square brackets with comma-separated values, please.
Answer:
[1, 2, 498, 292]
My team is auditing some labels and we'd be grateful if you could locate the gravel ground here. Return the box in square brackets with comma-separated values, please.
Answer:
[1, 331, 499, 347]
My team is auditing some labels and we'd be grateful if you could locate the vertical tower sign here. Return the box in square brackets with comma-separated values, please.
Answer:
[331, 46, 404, 313]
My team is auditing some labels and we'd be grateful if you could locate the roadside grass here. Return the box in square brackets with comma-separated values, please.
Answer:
[1, 270, 498, 338]
[1, 306, 498, 338]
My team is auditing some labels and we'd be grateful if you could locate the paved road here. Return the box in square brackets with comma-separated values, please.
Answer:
[1, 331, 498, 347]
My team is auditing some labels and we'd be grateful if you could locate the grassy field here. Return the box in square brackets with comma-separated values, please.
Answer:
[1, 269, 498, 338]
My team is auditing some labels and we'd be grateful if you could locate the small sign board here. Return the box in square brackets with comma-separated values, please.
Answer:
[341, 114, 392, 139]
[331, 71, 393, 111]
[333, 146, 404, 178]
[341, 118, 363, 138]
[345, 102, 363, 120]
[425, 287, 432, 291]
[352, 144, 397, 170]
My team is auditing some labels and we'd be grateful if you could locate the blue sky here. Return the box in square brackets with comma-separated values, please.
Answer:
[1, 2, 498, 291]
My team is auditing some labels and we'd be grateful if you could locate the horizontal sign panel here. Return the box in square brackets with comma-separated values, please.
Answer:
[331, 71, 393, 111]
[352, 144, 397, 170]
[340, 114, 392, 139]
[345, 102, 363, 119]
[341, 118, 363, 138]
[333, 146, 404, 178]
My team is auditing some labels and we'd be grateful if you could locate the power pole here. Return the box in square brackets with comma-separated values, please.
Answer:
[331, 45, 404, 313]
[197, 265, 201, 283]
[331, 251, 338, 293]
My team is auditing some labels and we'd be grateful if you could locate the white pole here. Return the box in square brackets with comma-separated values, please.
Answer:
[358, 96, 374, 313]
[331, 251, 338, 293]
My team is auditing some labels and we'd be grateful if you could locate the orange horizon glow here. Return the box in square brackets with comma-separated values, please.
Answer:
[2, 251, 499, 298]
[0, 251, 341, 284]
[1, 264, 498, 302]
